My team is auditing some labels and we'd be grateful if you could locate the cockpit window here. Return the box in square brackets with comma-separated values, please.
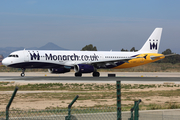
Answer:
[8, 54, 19, 58]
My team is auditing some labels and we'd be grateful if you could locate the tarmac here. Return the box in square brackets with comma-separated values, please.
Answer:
[0, 72, 180, 84]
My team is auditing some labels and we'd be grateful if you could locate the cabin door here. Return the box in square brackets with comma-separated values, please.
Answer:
[24, 50, 29, 62]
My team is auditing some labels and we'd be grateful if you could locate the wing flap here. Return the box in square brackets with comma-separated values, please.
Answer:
[90, 57, 139, 68]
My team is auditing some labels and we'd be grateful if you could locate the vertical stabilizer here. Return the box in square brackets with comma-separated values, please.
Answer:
[139, 28, 162, 53]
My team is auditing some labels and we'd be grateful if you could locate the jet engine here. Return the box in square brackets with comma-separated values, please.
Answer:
[48, 68, 70, 74]
[74, 64, 94, 73]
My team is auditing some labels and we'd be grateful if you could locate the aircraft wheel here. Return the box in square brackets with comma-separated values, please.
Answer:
[75, 72, 82, 77]
[21, 73, 25, 77]
[93, 72, 100, 77]
[21, 68, 26, 77]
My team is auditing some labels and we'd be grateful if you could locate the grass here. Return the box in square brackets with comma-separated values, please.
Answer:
[0, 82, 179, 91]
[142, 102, 180, 110]
[0, 82, 9, 85]
[1, 80, 180, 110]
[1, 88, 180, 102]
[0, 65, 47, 72]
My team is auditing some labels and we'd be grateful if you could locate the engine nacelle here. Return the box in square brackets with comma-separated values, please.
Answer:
[74, 64, 94, 73]
[48, 68, 70, 74]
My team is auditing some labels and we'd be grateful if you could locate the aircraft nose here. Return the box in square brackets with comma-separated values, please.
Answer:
[2, 58, 9, 66]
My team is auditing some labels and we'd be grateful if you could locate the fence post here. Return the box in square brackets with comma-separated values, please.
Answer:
[128, 107, 134, 120]
[117, 81, 121, 120]
[134, 99, 141, 120]
[6, 86, 18, 120]
[129, 99, 141, 120]
[65, 95, 79, 120]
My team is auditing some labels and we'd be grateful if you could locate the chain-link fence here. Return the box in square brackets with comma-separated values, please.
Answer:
[1, 108, 180, 120]
[0, 107, 127, 120]
[0, 109, 5, 120]
[138, 109, 180, 120]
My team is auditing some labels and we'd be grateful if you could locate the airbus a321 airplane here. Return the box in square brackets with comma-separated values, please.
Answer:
[2, 28, 168, 77]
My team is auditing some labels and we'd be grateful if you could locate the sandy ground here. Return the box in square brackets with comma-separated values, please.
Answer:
[1, 83, 180, 110]
[0, 72, 180, 110]
[1, 95, 179, 110]
[1, 91, 180, 110]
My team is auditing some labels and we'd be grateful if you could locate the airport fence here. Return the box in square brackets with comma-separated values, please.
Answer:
[0, 107, 127, 120]
[1, 108, 180, 120]
[138, 109, 180, 120]
[0, 109, 5, 120]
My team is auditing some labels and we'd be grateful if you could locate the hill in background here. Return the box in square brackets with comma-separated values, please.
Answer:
[0, 42, 67, 57]
[38, 42, 67, 50]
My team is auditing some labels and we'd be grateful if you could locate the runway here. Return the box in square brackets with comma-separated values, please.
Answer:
[1, 76, 180, 81]
[0, 72, 180, 84]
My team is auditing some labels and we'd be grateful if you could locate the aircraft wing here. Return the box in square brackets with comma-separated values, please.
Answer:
[80, 57, 139, 68]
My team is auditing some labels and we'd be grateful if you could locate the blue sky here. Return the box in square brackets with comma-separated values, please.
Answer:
[0, 0, 180, 53]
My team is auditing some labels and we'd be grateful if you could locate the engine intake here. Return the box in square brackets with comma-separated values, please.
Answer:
[74, 64, 94, 73]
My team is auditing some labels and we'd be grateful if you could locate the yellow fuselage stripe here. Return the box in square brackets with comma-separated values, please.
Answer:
[113, 53, 165, 69]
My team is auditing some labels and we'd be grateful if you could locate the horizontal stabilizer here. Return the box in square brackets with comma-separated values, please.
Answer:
[150, 54, 176, 60]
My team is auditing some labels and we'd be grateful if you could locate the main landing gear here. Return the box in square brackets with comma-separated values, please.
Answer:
[92, 72, 100, 77]
[21, 68, 26, 77]
[75, 72, 82, 77]
[74, 72, 100, 77]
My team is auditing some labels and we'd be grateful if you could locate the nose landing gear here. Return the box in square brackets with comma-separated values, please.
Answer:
[21, 68, 26, 77]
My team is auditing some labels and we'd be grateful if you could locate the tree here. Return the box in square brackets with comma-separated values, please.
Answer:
[162, 49, 172, 55]
[81, 44, 97, 51]
[121, 47, 137, 52]
[121, 48, 128, 51]
[130, 47, 138, 52]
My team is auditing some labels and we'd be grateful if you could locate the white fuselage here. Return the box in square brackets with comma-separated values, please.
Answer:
[2, 50, 140, 68]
